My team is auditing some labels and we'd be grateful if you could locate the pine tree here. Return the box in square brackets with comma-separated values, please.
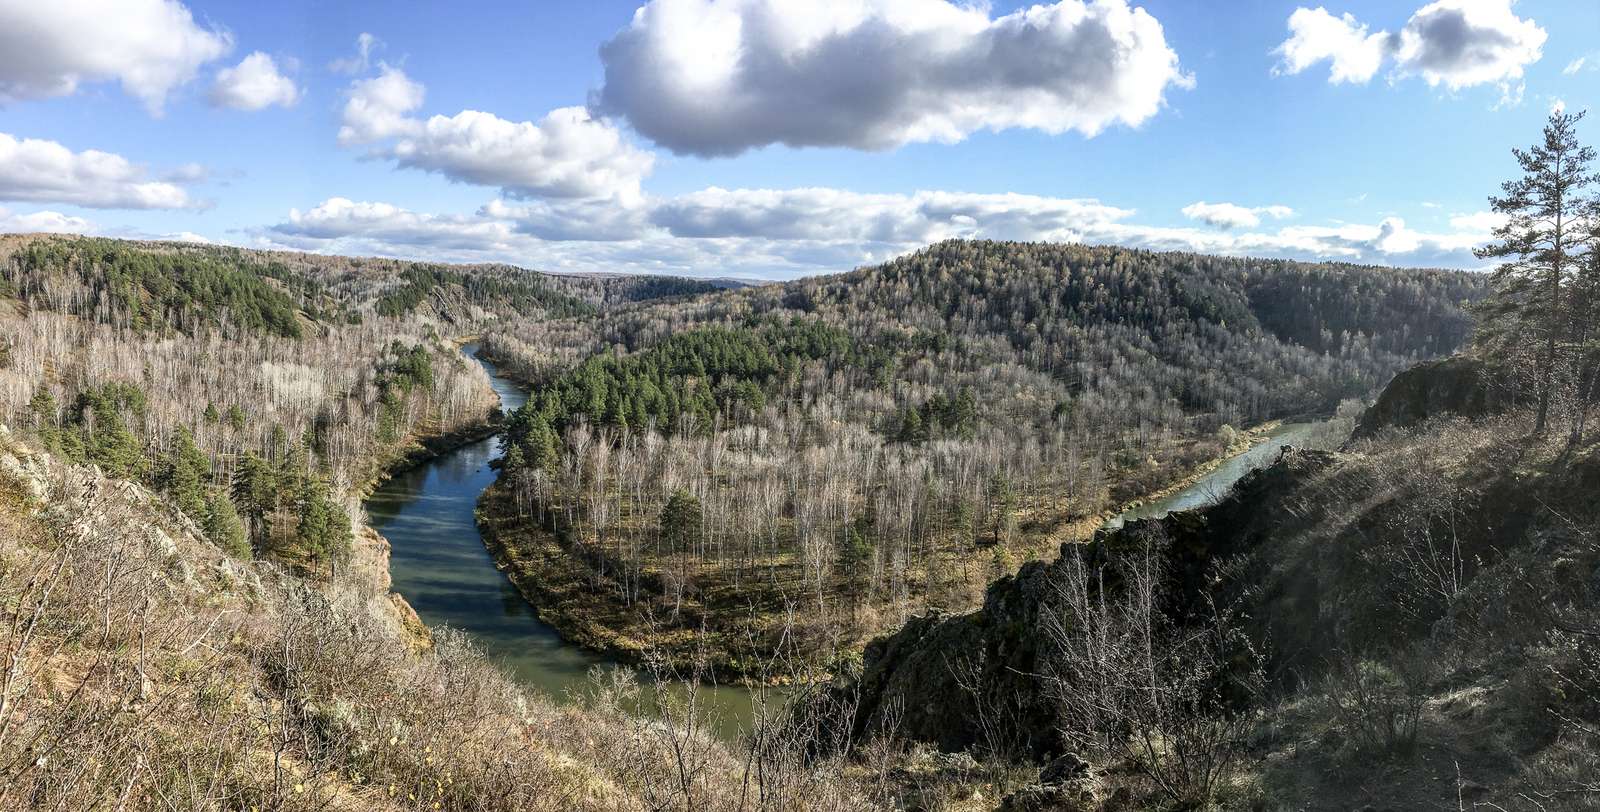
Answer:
[28, 387, 58, 449]
[231, 452, 275, 544]
[203, 401, 220, 423]
[80, 393, 144, 482]
[660, 488, 702, 553]
[898, 407, 924, 444]
[838, 514, 875, 618]
[206, 493, 250, 559]
[1473, 111, 1598, 434]
[28, 387, 55, 423]
[227, 403, 246, 432]
[296, 481, 333, 561]
[161, 425, 211, 522]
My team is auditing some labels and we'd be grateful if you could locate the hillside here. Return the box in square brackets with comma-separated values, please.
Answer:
[0, 234, 723, 573]
[843, 355, 1600, 810]
[477, 240, 1490, 676]
[0, 423, 988, 811]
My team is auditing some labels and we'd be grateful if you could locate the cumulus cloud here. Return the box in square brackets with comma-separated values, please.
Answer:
[0, 133, 207, 210]
[207, 52, 301, 110]
[337, 65, 426, 146]
[1274, 0, 1544, 91]
[0, 204, 103, 235]
[257, 188, 1496, 278]
[593, 0, 1192, 156]
[1181, 201, 1296, 230]
[1273, 7, 1395, 83]
[0, 0, 232, 114]
[338, 66, 654, 201]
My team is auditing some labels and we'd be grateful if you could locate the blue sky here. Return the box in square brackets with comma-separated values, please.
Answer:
[0, 0, 1595, 279]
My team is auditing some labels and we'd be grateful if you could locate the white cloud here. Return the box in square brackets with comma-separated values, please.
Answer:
[0, 133, 207, 210]
[594, 0, 1192, 156]
[1449, 210, 1506, 231]
[207, 52, 301, 110]
[329, 33, 380, 74]
[337, 65, 426, 146]
[1565, 57, 1586, 74]
[1182, 201, 1295, 230]
[1275, 0, 1544, 91]
[339, 66, 654, 201]
[1396, 0, 1545, 90]
[392, 108, 656, 201]
[257, 189, 1493, 278]
[0, 0, 232, 114]
[0, 204, 103, 235]
[1273, 7, 1396, 83]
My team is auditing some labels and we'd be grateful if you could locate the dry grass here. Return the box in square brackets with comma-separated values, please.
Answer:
[0, 425, 1007, 811]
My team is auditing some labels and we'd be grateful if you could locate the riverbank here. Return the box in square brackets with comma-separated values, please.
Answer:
[470, 419, 1324, 683]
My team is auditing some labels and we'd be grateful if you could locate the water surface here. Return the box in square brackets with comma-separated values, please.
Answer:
[367, 345, 756, 733]
[1105, 421, 1314, 528]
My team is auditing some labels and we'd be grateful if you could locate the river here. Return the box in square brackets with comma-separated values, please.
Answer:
[1104, 421, 1314, 528]
[366, 344, 757, 735]
[368, 344, 1313, 730]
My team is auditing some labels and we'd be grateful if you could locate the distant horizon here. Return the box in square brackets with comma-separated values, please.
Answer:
[0, 228, 1499, 283]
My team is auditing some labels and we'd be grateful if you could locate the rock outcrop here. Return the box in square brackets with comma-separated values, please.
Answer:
[842, 448, 1341, 760]
[1348, 355, 1521, 441]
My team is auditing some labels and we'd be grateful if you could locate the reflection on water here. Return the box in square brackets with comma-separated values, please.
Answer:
[369, 344, 757, 737]
[1105, 422, 1314, 528]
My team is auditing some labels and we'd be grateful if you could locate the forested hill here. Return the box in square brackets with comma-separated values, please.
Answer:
[825, 241, 1483, 364]
[480, 240, 1490, 673]
[0, 234, 722, 333]
[492, 240, 1489, 435]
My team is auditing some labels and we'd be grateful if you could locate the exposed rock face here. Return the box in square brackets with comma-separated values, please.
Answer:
[843, 449, 1341, 760]
[1349, 355, 1519, 441]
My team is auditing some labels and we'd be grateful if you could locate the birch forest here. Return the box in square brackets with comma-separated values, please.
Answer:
[477, 240, 1491, 665]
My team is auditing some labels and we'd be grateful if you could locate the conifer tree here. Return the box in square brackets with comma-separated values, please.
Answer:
[205, 493, 250, 559]
[161, 425, 211, 522]
[1474, 110, 1598, 434]
[660, 488, 702, 553]
[899, 407, 924, 444]
[231, 452, 275, 544]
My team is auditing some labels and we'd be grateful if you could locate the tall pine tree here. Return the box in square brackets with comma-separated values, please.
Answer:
[1473, 110, 1598, 434]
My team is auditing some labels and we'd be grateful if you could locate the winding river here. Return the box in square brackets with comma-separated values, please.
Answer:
[367, 344, 1313, 729]
[366, 345, 756, 736]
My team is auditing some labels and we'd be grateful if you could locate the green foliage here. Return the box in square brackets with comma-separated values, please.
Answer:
[203, 401, 220, 424]
[659, 488, 702, 553]
[159, 425, 210, 522]
[64, 386, 146, 482]
[11, 237, 304, 338]
[838, 514, 875, 607]
[205, 493, 250, 559]
[230, 452, 275, 545]
[387, 341, 435, 393]
[897, 406, 924, 444]
[988, 474, 1015, 547]
[28, 387, 55, 419]
[226, 403, 246, 432]
[374, 262, 596, 319]
[1471, 110, 1598, 434]
[506, 319, 853, 445]
[295, 480, 352, 564]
